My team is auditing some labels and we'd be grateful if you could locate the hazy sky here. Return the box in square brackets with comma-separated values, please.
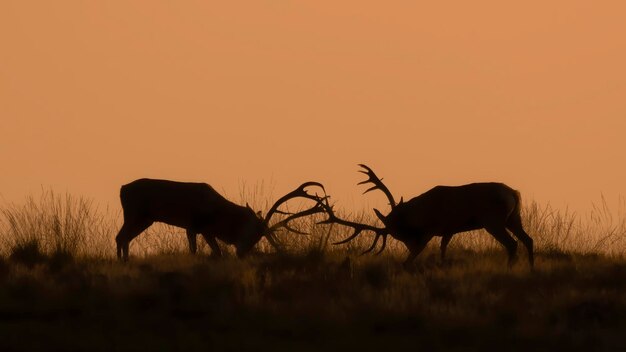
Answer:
[1, 1, 625, 213]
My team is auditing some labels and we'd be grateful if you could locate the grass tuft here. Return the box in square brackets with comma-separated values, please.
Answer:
[47, 248, 75, 273]
[9, 239, 46, 268]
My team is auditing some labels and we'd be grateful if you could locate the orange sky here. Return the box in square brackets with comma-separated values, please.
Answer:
[1, 1, 625, 213]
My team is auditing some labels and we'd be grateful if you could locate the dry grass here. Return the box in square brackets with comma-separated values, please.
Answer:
[0, 187, 626, 351]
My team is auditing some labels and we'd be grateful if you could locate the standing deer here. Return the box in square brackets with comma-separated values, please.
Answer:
[116, 178, 326, 261]
[319, 165, 534, 268]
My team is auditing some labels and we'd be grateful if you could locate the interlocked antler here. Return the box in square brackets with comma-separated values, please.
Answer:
[262, 182, 328, 253]
[317, 197, 389, 255]
[358, 164, 396, 208]
[264, 182, 326, 225]
[268, 200, 328, 233]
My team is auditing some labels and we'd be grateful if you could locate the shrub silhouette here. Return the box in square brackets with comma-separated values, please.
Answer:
[9, 239, 46, 268]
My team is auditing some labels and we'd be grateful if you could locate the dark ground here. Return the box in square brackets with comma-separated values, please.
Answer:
[1, 249, 626, 351]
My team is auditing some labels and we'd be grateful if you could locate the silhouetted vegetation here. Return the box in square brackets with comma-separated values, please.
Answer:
[1, 189, 625, 351]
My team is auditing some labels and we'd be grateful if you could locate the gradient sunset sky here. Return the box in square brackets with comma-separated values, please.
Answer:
[1, 1, 625, 212]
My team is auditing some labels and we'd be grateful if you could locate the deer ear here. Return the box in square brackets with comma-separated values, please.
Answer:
[399, 197, 404, 204]
[373, 208, 387, 223]
[246, 202, 251, 209]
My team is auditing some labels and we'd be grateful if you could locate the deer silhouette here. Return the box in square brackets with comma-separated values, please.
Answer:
[319, 165, 534, 268]
[116, 179, 326, 261]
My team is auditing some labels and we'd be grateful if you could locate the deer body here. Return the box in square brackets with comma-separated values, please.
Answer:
[387, 183, 518, 237]
[384, 183, 531, 266]
[116, 178, 325, 261]
[321, 166, 534, 269]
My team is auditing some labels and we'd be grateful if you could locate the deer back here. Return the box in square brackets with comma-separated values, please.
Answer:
[387, 182, 519, 236]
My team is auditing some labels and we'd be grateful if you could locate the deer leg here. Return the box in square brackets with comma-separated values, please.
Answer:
[485, 227, 518, 267]
[506, 214, 534, 269]
[115, 220, 152, 261]
[186, 230, 198, 254]
[440, 234, 453, 262]
[201, 233, 222, 257]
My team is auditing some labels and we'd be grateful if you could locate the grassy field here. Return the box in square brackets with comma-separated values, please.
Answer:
[1, 190, 626, 351]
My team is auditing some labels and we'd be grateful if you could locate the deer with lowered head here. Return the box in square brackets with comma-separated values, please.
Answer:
[319, 165, 534, 269]
[115, 178, 326, 261]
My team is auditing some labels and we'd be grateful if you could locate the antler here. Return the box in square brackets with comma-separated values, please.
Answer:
[317, 197, 388, 255]
[268, 200, 328, 233]
[264, 181, 326, 224]
[358, 164, 396, 208]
